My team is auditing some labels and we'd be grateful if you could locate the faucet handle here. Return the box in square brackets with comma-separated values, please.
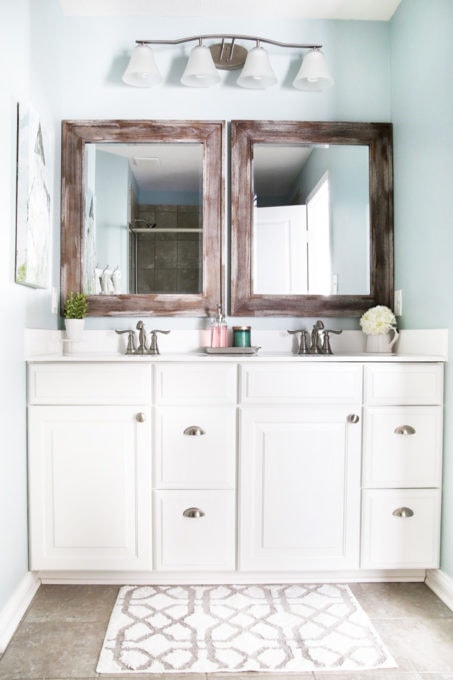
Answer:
[148, 329, 171, 355]
[288, 329, 310, 354]
[115, 329, 136, 354]
[321, 329, 343, 355]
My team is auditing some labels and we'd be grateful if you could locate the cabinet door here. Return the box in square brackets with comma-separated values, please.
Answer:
[28, 405, 151, 571]
[239, 405, 361, 571]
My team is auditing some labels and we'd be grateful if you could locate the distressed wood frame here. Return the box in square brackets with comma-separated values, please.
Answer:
[230, 120, 393, 317]
[61, 119, 225, 316]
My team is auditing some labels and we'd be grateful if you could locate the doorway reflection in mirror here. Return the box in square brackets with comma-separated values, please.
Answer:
[83, 142, 203, 296]
[252, 143, 369, 297]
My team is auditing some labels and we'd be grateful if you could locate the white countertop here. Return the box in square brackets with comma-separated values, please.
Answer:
[26, 351, 446, 363]
[25, 328, 448, 363]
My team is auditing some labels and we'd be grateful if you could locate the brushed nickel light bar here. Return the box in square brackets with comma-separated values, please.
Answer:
[122, 34, 333, 90]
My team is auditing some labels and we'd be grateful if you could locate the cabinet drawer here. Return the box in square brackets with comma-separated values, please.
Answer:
[363, 406, 442, 487]
[154, 363, 237, 404]
[154, 406, 236, 488]
[240, 364, 362, 404]
[361, 489, 441, 569]
[153, 490, 235, 570]
[364, 364, 443, 405]
[28, 363, 151, 404]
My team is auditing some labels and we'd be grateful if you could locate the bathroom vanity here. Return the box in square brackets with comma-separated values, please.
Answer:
[26, 346, 444, 583]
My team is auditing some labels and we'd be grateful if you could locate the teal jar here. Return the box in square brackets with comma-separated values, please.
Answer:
[233, 326, 251, 347]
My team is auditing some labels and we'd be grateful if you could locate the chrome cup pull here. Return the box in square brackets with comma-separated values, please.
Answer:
[183, 507, 205, 519]
[392, 507, 414, 518]
[347, 414, 360, 424]
[394, 425, 416, 436]
[183, 425, 206, 436]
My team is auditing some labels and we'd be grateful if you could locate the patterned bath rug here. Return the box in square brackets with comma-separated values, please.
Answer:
[96, 583, 396, 674]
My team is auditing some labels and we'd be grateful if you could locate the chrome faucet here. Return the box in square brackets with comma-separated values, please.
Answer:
[288, 321, 342, 355]
[310, 320, 343, 354]
[309, 320, 325, 354]
[135, 320, 149, 354]
[116, 321, 170, 355]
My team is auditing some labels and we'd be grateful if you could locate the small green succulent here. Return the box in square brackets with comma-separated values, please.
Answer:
[64, 292, 88, 319]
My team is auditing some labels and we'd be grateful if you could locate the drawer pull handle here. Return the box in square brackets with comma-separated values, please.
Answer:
[183, 507, 205, 518]
[347, 414, 360, 424]
[394, 425, 416, 436]
[135, 412, 146, 423]
[392, 507, 414, 518]
[183, 426, 206, 436]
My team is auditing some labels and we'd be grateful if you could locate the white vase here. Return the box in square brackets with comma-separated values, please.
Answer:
[365, 327, 399, 353]
[64, 318, 85, 342]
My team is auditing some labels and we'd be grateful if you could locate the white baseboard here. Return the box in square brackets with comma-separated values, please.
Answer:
[37, 567, 427, 585]
[425, 569, 453, 611]
[0, 572, 40, 653]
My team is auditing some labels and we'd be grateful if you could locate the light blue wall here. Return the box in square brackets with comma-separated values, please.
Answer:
[0, 0, 59, 613]
[390, 0, 453, 577]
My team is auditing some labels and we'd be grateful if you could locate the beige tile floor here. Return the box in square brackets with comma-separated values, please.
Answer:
[0, 582, 452, 680]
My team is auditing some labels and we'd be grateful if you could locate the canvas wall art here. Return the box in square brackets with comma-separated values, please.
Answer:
[15, 102, 51, 288]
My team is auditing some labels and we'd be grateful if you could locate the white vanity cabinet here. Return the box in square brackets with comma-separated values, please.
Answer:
[238, 363, 363, 571]
[361, 363, 443, 569]
[152, 363, 237, 571]
[26, 355, 445, 581]
[27, 363, 152, 571]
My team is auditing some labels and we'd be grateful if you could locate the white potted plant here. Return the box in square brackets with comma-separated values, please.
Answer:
[360, 305, 399, 353]
[64, 291, 88, 342]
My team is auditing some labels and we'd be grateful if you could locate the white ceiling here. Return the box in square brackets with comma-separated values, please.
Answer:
[59, 0, 401, 21]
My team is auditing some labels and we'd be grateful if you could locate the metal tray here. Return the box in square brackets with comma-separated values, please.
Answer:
[204, 346, 260, 355]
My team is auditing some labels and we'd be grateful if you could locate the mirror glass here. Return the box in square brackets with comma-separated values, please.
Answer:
[253, 143, 369, 296]
[61, 120, 224, 317]
[231, 121, 393, 317]
[84, 142, 203, 296]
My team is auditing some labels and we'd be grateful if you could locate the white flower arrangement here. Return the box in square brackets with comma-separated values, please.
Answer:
[360, 305, 397, 336]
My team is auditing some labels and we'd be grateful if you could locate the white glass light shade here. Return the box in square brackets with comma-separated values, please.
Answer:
[293, 49, 333, 91]
[181, 45, 221, 87]
[237, 46, 277, 89]
[122, 45, 162, 87]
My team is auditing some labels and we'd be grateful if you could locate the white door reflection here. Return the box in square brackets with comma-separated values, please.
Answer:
[254, 204, 307, 294]
[253, 173, 332, 295]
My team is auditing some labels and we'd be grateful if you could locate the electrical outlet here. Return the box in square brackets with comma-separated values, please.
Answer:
[394, 289, 403, 316]
[332, 273, 338, 294]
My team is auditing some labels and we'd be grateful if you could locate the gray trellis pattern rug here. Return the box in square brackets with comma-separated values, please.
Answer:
[96, 583, 396, 674]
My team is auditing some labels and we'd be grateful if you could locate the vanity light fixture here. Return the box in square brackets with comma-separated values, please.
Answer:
[181, 41, 221, 88]
[122, 35, 333, 91]
[237, 42, 277, 89]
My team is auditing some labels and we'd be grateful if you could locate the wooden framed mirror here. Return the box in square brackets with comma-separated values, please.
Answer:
[230, 120, 393, 316]
[61, 119, 225, 316]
